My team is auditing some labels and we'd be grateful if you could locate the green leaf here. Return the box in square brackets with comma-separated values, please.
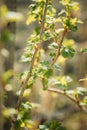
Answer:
[26, 14, 36, 25]
[77, 87, 87, 95]
[48, 42, 58, 49]
[80, 96, 87, 106]
[54, 63, 62, 71]
[61, 48, 69, 58]
[39, 121, 51, 130]
[42, 68, 53, 90]
[38, 121, 66, 130]
[35, 26, 41, 35]
[21, 102, 32, 111]
[58, 9, 65, 16]
[14, 120, 22, 130]
[74, 91, 79, 99]
[70, 24, 78, 32]
[29, 4, 37, 11]
[45, 69, 53, 78]
[50, 52, 56, 58]
[58, 84, 68, 90]
[21, 55, 32, 63]
[77, 19, 83, 24]
[43, 78, 48, 90]
[44, 31, 52, 41]
[50, 120, 61, 130]
[48, 76, 71, 90]
[81, 48, 87, 53]
[41, 60, 50, 67]
[22, 111, 31, 120]
[49, 23, 55, 30]
[50, 120, 66, 130]
[79, 77, 87, 81]
[64, 18, 78, 32]
[61, 47, 75, 58]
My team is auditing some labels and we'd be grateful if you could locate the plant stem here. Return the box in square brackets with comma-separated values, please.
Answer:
[51, 28, 67, 66]
[48, 88, 87, 113]
[17, 0, 49, 111]
[40, 0, 49, 41]
[17, 47, 38, 111]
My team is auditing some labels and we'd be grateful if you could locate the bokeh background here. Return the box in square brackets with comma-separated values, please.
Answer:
[0, 0, 87, 130]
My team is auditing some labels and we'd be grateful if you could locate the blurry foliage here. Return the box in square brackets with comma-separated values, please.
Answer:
[38, 120, 66, 130]
[2, 70, 13, 84]
[0, 4, 23, 24]
[0, 3, 24, 130]
[1, 30, 15, 43]
[3, 108, 18, 118]
[0, 4, 23, 44]
[81, 48, 87, 54]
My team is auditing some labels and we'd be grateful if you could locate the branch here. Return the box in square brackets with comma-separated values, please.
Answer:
[17, 47, 38, 110]
[51, 28, 67, 66]
[40, 0, 49, 41]
[48, 88, 87, 113]
[17, 0, 49, 111]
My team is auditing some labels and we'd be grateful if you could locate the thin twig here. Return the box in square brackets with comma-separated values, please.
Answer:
[17, 47, 38, 110]
[16, 0, 49, 111]
[51, 28, 67, 66]
[42, 28, 67, 86]
[48, 88, 76, 102]
[40, 0, 49, 41]
[48, 88, 87, 113]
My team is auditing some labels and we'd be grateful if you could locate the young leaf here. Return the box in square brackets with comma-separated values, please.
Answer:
[21, 102, 32, 111]
[26, 14, 36, 25]
[80, 97, 87, 106]
[50, 120, 66, 130]
[61, 47, 75, 58]
[54, 63, 62, 71]
[77, 87, 87, 95]
[48, 42, 58, 49]
[81, 48, 87, 54]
